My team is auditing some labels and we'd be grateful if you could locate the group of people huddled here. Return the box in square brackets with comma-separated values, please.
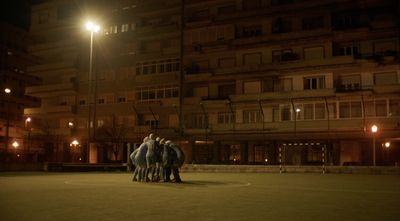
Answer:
[130, 134, 185, 183]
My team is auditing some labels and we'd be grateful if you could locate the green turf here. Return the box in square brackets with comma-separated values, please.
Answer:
[0, 172, 399, 221]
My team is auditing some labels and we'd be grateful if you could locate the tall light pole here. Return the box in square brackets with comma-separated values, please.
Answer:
[25, 117, 31, 161]
[371, 125, 378, 166]
[4, 88, 11, 154]
[85, 21, 100, 163]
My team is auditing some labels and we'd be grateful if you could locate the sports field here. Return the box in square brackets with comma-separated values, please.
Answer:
[0, 172, 399, 221]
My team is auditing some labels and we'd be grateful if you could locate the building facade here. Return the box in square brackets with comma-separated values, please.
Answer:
[0, 22, 41, 162]
[25, 0, 400, 165]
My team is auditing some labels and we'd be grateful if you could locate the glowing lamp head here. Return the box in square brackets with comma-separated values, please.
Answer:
[371, 125, 378, 133]
[5, 88, 11, 94]
[12, 141, 19, 148]
[295, 108, 301, 113]
[86, 21, 100, 32]
[71, 140, 79, 146]
[384, 142, 390, 148]
[26, 117, 31, 122]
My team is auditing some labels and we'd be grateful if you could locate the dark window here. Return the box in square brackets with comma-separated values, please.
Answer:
[58, 4, 77, 19]
[271, 0, 294, 6]
[302, 16, 324, 30]
[243, 0, 261, 10]
[272, 18, 292, 33]
[218, 5, 236, 14]
[218, 83, 236, 98]
[240, 25, 262, 38]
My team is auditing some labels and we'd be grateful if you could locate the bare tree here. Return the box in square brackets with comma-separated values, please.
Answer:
[96, 115, 128, 162]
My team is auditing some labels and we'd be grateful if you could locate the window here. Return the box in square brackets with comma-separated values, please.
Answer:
[328, 103, 337, 119]
[272, 0, 294, 6]
[339, 102, 350, 118]
[263, 78, 280, 92]
[136, 85, 179, 102]
[240, 25, 262, 38]
[272, 49, 293, 62]
[374, 72, 398, 85]
[97, 120, 104, 127]
[58, 4, 77, 19]
[282, 78, 292, 91]
[351, 101, 362, 118]
[218, 83, 236, 98]
[302, 16, 324, 30]
[364, 101, 374, 117]
[272, 18, 291, 33]
[136, 58, 180, 75]
[186, 114, 207, 129]
[243, 110, 262, 123]
[118, 97, 126, 103]
[332, 13, 362, 30]
[98, 98, 105, 104]
[339, 46, 359, 56]
[315, 103, 325, 119]
[244, 81, 261, 94]
[243, 0, 261, 10]
[218, 5, 235, 14]
[304, 47, 324, 60]
[339, 101, 362, 118]
[281, 105, 291, 121]
[218, 57, 236, 68]
[243, 53, 262, 65]
[121, 24, 129, 32]
[304, 104, 314, 120]
[389, 100, 400, 116]
[79, 100, 86, 105]
[375, 100, 387, 117]
[304, 76, 325, 90]
[339, 75, 361, 90]
[218, 112, 235, 124]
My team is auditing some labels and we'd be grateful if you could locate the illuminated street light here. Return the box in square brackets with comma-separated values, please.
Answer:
[12, 141, 19, 149]
[85, 20, 100, 163]
[70, 139, 79, 147]
[371, 125, 378, 166]
[384, 142, 390, 148]
[295, 108, 301, 113]
[85, 21, 100, 33]
[4, 88, 11, 152]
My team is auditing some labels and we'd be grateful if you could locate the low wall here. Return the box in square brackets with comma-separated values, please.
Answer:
[180, 164, 400, 175]
[0, 163, 44, 172]
[1, 163, 399, 175]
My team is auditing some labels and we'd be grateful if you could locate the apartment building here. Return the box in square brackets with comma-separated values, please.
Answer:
[25, 0, 400, 165]
[0, 22, 40, 162]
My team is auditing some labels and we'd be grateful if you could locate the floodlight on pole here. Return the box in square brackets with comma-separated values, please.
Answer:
[85, 20, 100, 163]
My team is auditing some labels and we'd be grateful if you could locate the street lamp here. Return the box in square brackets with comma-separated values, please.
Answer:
[85, 21, 100, 163]
[4, 88, 11, 153]
[25, 117, 32, 160]
[12, 141, 19, 149]
[371, 125, 378, 166]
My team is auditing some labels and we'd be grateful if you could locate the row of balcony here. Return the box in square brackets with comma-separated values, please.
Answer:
[25, 116, 399, 140]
